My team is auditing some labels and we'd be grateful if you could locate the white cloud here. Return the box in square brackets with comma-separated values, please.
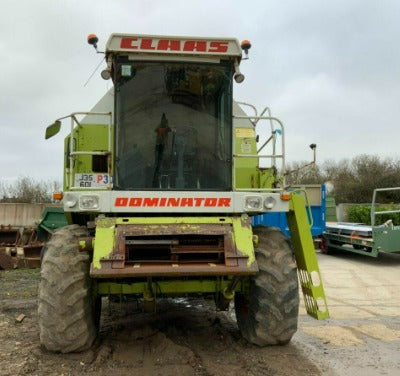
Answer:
[0, 0, 399, 182]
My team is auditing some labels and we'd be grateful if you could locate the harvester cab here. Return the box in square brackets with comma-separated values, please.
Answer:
[40, 33, 329, 353]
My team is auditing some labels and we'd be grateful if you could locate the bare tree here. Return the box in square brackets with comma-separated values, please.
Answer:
[285, 155, 400, 204]
[0, 177, 61, 203]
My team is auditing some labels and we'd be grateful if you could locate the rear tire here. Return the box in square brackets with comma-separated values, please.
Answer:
[38, 225, 99, 353]
[321, 237, 339, 255]
[235, 226, 299, 346]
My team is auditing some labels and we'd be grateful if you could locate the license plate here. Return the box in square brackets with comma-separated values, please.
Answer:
[74, 173, 113, 187]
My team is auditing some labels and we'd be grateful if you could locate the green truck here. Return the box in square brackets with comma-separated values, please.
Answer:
[323, 187, 400, 257]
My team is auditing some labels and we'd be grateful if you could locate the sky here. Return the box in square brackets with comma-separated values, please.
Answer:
[0, 0, 399, 183]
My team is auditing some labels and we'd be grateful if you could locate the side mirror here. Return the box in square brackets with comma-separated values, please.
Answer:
[45, 120, 61, 139]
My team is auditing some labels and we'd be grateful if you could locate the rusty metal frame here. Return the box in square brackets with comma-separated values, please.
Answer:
[91, 223, 258, 278]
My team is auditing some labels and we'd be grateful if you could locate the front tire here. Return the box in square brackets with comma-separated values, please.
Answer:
[235, 226, 299, 346]
[38, 225, 99, 353]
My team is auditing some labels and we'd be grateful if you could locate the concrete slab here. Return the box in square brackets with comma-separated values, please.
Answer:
[296, 250, 400, 375]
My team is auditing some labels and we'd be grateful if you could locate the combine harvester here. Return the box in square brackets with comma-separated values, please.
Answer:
[40, 33, 329, 353]
[322, 187, 400, 257]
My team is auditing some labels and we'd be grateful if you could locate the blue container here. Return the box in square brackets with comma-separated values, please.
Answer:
[252, 185, 326, 237]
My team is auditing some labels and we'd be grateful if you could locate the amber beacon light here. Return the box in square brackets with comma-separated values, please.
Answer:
[241, 39, 252, 59]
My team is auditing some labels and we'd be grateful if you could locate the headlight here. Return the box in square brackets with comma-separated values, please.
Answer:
[64, 194, 77, 208]
[264, 196, 276, 210]
[245, 196, 263, 210]
[79, 195, 100, 210]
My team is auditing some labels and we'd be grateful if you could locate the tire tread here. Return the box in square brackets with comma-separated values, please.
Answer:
[38, 225, 97, 353]
[235, 226, 299, 346]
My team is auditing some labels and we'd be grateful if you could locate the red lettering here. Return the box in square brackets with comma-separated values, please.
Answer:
[194, 198, 205, 207]
[140, 38, 156, 50]
[115, 197, 128, 207]
[143, 198, 159, 206]
[208, 41, 229, 53]
[218, 198, 231, 207]
[115, 196, 230, 208]
[120, 37, 138, 49]
[181, 198, 193, 207]
[97, 175, 103, 183]
[129, 197, 142, 206]
[183, 40, 207, 52]
[157, 39, 181, 51]
[204, 198, 218, 207]
[120, 38, 230, 54]
[167, 198, 180, 207]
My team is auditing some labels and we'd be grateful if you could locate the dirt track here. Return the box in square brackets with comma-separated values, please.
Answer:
[0, 269, 320, 376]
[1, 251, 400, 376]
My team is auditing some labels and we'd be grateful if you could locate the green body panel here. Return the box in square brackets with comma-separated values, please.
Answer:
[97, 279, 242, 295]
[287, 193, 330, 320]
[234, 130, 258, 188]
[373, 226, 400, 253]
[258, 168, 276, 189]
[325, 194, 337, 222]
[92, 215, 255, 271]
[37, 206, 68, 241]
[92, 223, 115, 269]
[64, 123, 112, 191]
[233, 127, 275, 189]
[323, 226, 400, 257]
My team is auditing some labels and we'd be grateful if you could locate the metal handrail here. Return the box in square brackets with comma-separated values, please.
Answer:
[237, 103, 277, 160]
[236, 102, 258, 119]
[232, 110, 286, 191]
[66, 112, 113, 190]
[371, 187, 400, 226]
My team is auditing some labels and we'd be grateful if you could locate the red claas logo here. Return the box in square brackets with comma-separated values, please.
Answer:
[114, 197, 231, 207]
[120, 38, 229, 53]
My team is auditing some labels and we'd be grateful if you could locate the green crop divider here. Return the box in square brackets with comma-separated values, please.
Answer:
[287, 192, 329, 320]
[37, 206, 68, 241]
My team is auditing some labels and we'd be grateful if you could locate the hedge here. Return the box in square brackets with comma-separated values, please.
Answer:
[347, 204, 400, 225]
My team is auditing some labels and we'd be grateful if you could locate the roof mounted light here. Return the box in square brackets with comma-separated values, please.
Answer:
[234, 72, 245, 83]
[87, 34, 99, 50]
[101, 69, 111, 80]
[234, 61, 245, 84]
[87, 33, 104, 55]
[241, 39, 252, 60]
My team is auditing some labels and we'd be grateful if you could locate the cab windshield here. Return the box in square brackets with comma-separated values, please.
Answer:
[114, 60, 232, 190]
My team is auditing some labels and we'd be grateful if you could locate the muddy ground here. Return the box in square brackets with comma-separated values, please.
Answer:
[0, 269, 320, 376]
[1, 251, 400, 376]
